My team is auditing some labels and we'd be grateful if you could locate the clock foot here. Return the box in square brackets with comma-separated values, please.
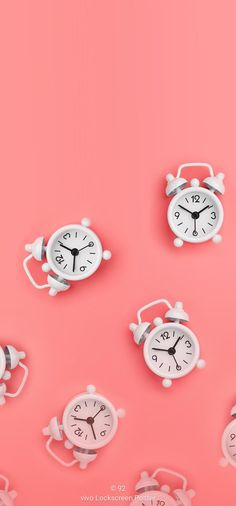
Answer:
[81, 217, 91, 227]
[219, 457, 228, 467]
[103, 250, 112, 260]
[42, 262, 51, 272]
[212, 234, 222, 244]
[197, 359, 206, 369]
[0, 383, 6, 404]
[64, 440, 74, 450]
[117, 408, 126, 418]
[47, 275, 70, 296]
[174, 238, 184, 248]
[87, 384, 96, 394]
[73, 448, 97, 469]
[162, 378, 172, 388]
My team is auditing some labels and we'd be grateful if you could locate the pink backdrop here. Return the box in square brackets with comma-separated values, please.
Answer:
[0, 1, 235, 504]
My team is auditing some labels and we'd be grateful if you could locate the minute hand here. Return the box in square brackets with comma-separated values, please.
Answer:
[178, 205, 193, 215]
[172, 336, 182, 348]
[198, 205, 210, 214]
[77, 242, 94, 253]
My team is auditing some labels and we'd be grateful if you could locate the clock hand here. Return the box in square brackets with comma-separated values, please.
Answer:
[77, 241, 94, 254]
[193, 218, 198, 236]
[90, 424, 97, 440]
[59, 242, 73, 252]
[152, 347, 169, 352]
[172, 355, 181, 370]
[93, 405, 106, 419]
[178, 205, 193, 215]
[73, 417, 87, 422]
[198, 205, 210, 214]
[172, 336, 182, 349]
[72, 255, 76, 272]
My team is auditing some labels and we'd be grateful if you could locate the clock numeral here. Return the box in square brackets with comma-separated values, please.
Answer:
[152, 354, 157, 362]
[230, 433, 236, 441]
[63, 233, 71, 240]
[100, 430, 106, 437]
[191, 194, 200, 203]
[211, 211, 216, 220]
[176, 365, 182, 371]
[175, 211, 180, 219]
[55, 254, 64, 264]
[185, 340, 192, 348]
[160, 331, 170, 340]
[75, 428, 83, 437]
[80, 266, 87, 272]
[74, 404, 81, 412]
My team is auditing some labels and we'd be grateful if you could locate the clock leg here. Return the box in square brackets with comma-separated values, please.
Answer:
[47, 275, 70, 296]
[197, 359, 206, 369]
[73, 448, 97, 470]
[0, 383, 6, 404]
[162, 378, 172, 388]
[219, 457, 228, 467]
[212, 234, 222, 244]
[174, 237, 184, 247]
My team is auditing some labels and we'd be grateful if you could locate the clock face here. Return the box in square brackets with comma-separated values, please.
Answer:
[46, 224, 103, 280]
[62, 394, 118, 450]
[144, 323, 199, 379]
[130, 491, 176, 506]
[168, 187, 223, 243]
[222, 419, 236, 467]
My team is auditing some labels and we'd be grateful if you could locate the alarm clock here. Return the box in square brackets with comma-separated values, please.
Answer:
[165, 162, 225, 247]
[42, 384, 125, 469]
[0, 345, 28, 404]
[0, 474, 17, 505]
[23, 218, 112, 296]
[129, 467, 195, 506]
[220, 404, 236, 468]
[129, 298, 205, 388]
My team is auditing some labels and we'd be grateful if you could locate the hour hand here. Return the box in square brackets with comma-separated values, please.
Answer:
[152, 347, 169, 352]
[178, 205, 193, 215]
[59, 242, 73, 252]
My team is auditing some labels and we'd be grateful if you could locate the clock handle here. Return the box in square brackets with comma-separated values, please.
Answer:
[137, 299, 172, 324]
[23, 254, 50, 290]
[0, 474, 9, 492]
[176, 162, 214, 179]
[45, 437, 78, 468]
[4, 361, 28, 399]
[152, 468, 187, 491]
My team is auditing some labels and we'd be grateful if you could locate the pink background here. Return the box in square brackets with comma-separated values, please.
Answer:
[0, 1, 235, 504]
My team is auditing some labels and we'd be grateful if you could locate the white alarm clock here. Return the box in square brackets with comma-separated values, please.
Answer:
[0, 344, 28, 404]
[42, 384, 125, 469]
[129, 467, 195, 506]
[129, 298, 205, 388]
[220, 404, 236, 468]
[0, 474, 17, 505]
[165, 163, 225, 247]
[23, 218, 112, 296]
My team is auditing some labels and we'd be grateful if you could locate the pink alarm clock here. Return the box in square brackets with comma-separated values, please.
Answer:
[42, 384, 125, 470]
[129, 468, 195, 506]
[220, 404, 236, 468]
[0, 475, 17, 506]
